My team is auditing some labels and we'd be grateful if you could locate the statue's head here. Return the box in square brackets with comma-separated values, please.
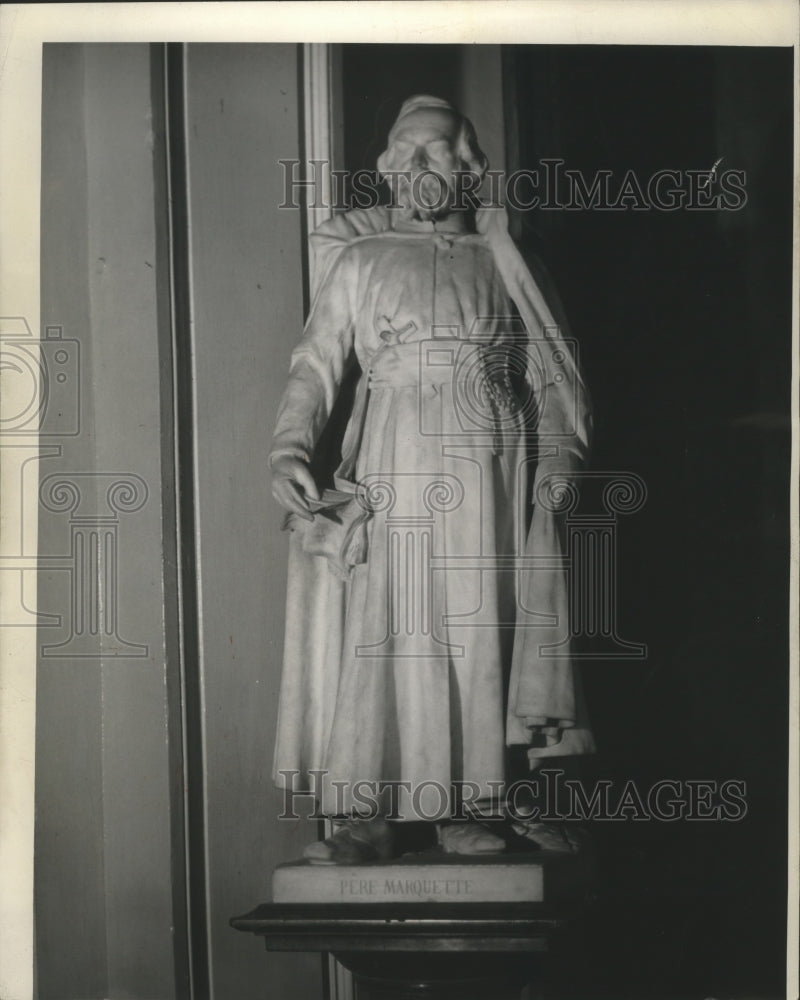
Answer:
[377, 95, 488, 221]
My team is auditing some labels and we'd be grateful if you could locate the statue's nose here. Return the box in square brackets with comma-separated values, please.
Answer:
[411, 147, 428, 169]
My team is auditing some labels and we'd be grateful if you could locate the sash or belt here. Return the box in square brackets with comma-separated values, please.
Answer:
[366, 338, 483, 389]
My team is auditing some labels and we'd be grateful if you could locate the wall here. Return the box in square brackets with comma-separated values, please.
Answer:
[183, 43, 322, 1000]
[37, 44, 181, 999]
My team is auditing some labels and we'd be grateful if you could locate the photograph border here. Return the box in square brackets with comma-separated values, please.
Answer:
[0, 4, 796, 998]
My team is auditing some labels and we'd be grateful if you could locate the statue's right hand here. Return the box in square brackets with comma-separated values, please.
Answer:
[270, 455, 320, 522]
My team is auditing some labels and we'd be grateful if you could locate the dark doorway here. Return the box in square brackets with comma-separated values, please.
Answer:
[508, 44, 792, 998]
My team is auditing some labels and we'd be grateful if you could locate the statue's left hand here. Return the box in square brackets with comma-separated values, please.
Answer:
[270, 454, 320, 522]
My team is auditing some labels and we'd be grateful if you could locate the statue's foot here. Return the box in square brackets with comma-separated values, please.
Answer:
[436, 820, 506, 855]
[303, 817, 396, 866]
[509, 819, 586, 854]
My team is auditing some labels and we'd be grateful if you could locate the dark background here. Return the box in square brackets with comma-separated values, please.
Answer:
[341, 44, 793, 998]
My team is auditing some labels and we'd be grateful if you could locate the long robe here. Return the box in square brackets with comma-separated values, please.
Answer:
[270, 207, 594, 818]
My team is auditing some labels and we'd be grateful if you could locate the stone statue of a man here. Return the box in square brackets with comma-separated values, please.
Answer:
[269, 95, 594, 863]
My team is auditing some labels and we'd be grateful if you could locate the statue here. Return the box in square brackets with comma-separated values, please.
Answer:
[269, 95, 594, 864]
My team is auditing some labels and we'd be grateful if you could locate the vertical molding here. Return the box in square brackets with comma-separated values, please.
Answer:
[150, 42, 191, 1000]
[302, 43, 343, 280]
[303, 44, 354, 1000]
[164, 41, 211, 1000]
[302, 43, 341, 230]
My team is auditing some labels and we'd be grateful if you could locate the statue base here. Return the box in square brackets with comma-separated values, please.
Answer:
[232, 853, 594, 998]
[273, 849, 591, 904]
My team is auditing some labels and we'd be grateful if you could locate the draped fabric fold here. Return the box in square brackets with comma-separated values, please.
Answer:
[270, 205, 594, 810]
[476, 206, 596, 761]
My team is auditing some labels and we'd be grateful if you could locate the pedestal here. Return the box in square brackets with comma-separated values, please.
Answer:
[231, 854, 593, 999]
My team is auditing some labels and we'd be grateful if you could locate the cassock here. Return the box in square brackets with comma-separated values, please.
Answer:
[269, 205, 594, 818]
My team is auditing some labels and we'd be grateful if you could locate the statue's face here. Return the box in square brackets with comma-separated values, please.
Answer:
[383, 107, 462, 220]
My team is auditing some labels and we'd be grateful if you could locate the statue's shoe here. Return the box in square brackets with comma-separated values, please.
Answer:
[509, 819, 586, 854]
[303, 817, 396, 866]
[436, 821, 506, 855]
